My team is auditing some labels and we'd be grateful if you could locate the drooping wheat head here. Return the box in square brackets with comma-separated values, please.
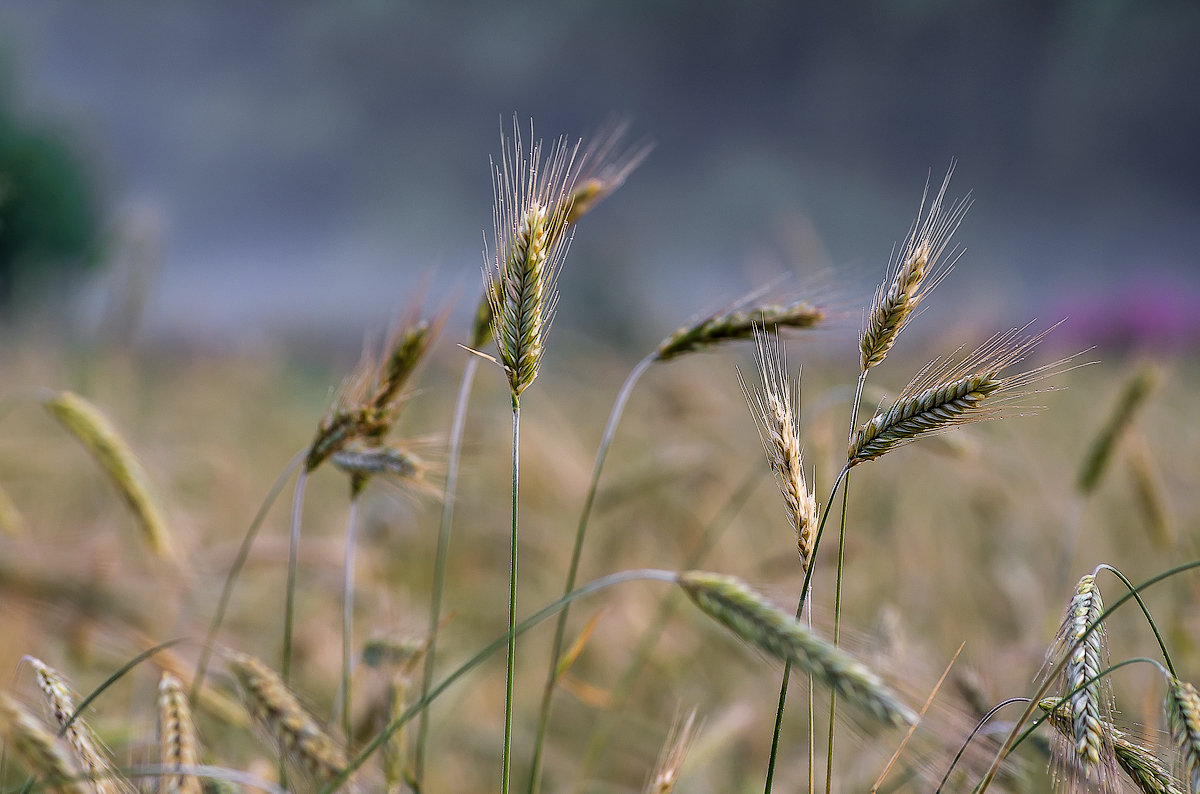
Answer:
[656, 296, 825, 362]
[737, 327, 818, 570]
[484, 119, 581, 403]
[848, 323, 1068, 466]
[859, 167, 970, 372]
[1039, 698, 1181, 794]
[644, 709, 701, 794]
[27, 657, 123, 794]
[1166, 677, 1200, 793]
[42, 390, 176, 560]
[0, 690, 91, 794]
[157, 672, 201, 794]
[227, 652, 348, 785]
[676, 571, 917, 727]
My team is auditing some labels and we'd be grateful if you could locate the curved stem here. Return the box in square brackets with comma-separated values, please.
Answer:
[502, 402, 520, 794]
[414, 354, 479, 783]
[975, 558, 1200, 792]
[528, 351, 656, 794]
[824, 477, 851, 793]
[935, 698, 1030, 793]
[320, 568, 678, 794]
[338, 496, 361, 742]
[191, 451, 303, 702]
[1095, 563, 1175, 676]
[282, 469, 308, 685]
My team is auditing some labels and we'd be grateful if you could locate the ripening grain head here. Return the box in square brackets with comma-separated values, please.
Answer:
[656, 295, 824, 361]
[0, 691, 90, 794]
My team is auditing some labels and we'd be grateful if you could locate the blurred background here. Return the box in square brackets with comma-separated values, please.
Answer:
[1, 1, 1198, 354]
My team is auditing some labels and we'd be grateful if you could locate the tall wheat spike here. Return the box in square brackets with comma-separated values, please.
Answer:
[738, 328, 818, 570]
[157, 672, 201, 794]
[849, 324, 1065, 466]
[859, 166, 969, 371]
[42, 390, 176, 560]
[676, 571, 916, 727]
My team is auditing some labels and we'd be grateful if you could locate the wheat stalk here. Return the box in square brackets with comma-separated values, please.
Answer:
[157, 672, 201, 794]
[656, 297, 824, 361]
[738, 328, 818, 570]
[42, 390, 176, 560]
[859, 166, 969, 371]
[676, 571, 916, 727]
[0, 691, 91, 794]
[228, 652, 348, 785]
[848, 324, 1065, 466]
[1166, 677, 1200, 793]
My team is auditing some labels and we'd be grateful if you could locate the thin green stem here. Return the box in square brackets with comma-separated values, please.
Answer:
[319, 568, 678, 794]
[415, 354, 480, 784]
[528, 352, 656, 794]
[824, 477, 850, 794]
[282, 469, 308, 685]
[339, 496, 360, 743]
[763, 464, 849, 793]
[975, 558, 1200, 792]
[502, 402, 520, 794]
[1095, 563, 1176, 676]
[192, 451, 303, 703]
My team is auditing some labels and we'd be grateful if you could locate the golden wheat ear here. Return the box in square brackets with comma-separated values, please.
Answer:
[158, 672, 202, 794]
[0, 690, 91, 794]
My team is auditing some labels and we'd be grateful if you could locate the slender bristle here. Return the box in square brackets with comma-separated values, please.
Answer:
[849, 323, 1067, 466]
[1166, 678, 1200, 793]
[676, 571, 916, 727]
[656, 297, 824, 361]
[228, 652, 348, 784]
[0, 691, 91, 794]
[158, 672, 201, 794]
[42, 390, 176, 560]
[737, 328, 818, 570]
[860, 166, 969, 371]
[484, 118, 580, 402]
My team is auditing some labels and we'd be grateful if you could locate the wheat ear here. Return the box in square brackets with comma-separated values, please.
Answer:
[656, 297, 824, 361]
[27, 658, 123, 794]
[676, 571, 916, 727]
[1166, 677, 1200, 793]
[0, 691, 90, 794]
[1077, 364, 1158, 494]
[849, 323, 1065, 466]
[738, 328, 818, 570]
[157, 672, 201, 794]
[228, 652, 347, 784]
[42, 390, 175, 560]
[644, 709, 701, 794]
[859, 166, 969, 371]
[1040, 698, 1181, 794]
[1050, 574, 1111, 780]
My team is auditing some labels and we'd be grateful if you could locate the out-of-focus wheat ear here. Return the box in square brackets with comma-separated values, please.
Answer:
[644, 709, 701, 794]
[27, 657, 123, 794]
[656, 297, 825, 361]
[0, 480, 27, 535]
[859, 166, 970, 372]
[1039, 698, 1179, 794]
[676, 571, 916, 727]
[737, 328, 818, 570]
[849, 323, 1070, 466]
[331, 441, 435, 499]
[545, 119, 652, 242]
[305, 407, 391, 473]
[1077, 364, 1158, 494]
[158, 672, 201, 794]
[0, 691, 90, 794]
[485, 120, 580, 402]
[41, 390, 176, 561]
[227, 652, 348, 785]
[1166, 678, 1200, 793]
[370, 318, 435, 415]
[1053, 574, 1111, 780]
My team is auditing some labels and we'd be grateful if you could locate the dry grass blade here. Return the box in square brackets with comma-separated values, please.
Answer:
[737, 327, 818, 570]
[42, 390, 176, 560]
[656, 297, 825, 361]
[228, 652, 348, 785]
[849, 324, 1067, 466]
[158, 672, 201, 794]
[1040, 698, 1182, 794]
[859, 166, 969, 371]
[0, 690, 91, 794]
[1077, 364, 1159, 494]
[484, 118, 580, 401]
[644, 709, 701, 794]
[676, 571, 916, 727]
[1166, 678, 1200, 793]
[27, 657, 125, 794]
